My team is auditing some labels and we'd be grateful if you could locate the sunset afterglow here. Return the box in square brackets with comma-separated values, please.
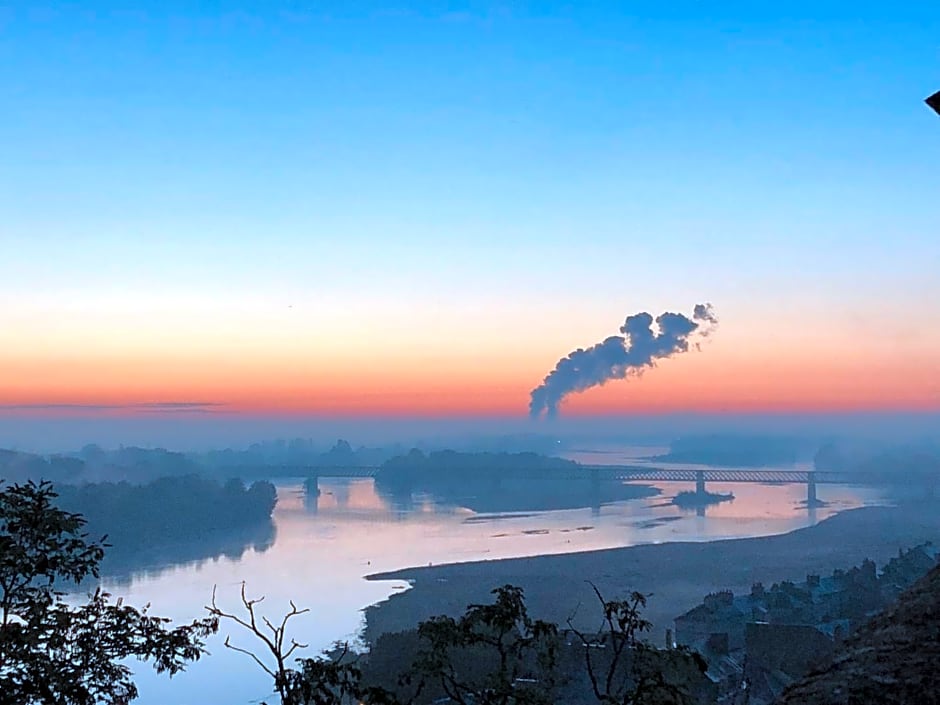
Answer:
[2, 3, 939, 422]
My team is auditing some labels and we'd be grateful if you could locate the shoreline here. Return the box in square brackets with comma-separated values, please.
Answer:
[363, 500, 940, 644]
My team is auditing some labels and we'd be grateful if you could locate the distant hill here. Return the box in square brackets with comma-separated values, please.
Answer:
[814, 441, 940, 483]
[653, 435, 811, 467]
[0, 449, 84, 483]
[777, 561, 940, 705]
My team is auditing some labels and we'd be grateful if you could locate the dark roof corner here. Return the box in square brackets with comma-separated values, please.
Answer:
[926, 90, 940, 116]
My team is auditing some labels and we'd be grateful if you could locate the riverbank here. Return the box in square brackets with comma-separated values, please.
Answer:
[364, 500, 940, 644]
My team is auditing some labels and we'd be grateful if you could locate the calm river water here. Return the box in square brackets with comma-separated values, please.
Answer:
[107, 458, 888, 705]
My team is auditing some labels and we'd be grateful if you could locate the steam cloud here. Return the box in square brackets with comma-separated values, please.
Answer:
[529, 303, 718, 419]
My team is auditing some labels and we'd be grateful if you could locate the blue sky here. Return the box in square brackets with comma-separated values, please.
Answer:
[1, 1, 939, 422]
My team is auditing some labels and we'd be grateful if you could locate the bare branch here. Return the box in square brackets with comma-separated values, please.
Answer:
[207, 584, 261, 634]
[222, 635, 277, 679]
[283, 639, 309, 660]
[207, 582, 313, 704]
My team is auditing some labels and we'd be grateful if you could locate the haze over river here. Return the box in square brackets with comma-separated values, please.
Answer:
[105, 453, 888, 705]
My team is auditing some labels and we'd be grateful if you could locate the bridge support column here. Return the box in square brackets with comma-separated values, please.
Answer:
[590, 466, 601, 516]
[807, 471, 818, 506]
[304, 474, 320, 496]
[303, 475, 320, 513]
[695, 470, 706, 495]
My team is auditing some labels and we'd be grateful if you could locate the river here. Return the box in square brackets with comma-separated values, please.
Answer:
[104, 460, 888, 705]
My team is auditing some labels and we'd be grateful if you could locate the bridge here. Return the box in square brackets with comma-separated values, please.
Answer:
[581, 466, 850, 484]
[286, 464, 868, 506]
[580, 466, 865, 505]
[293, 465, 850, 482]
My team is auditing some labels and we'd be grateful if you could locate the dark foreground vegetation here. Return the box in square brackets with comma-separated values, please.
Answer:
[0, 481, 218, 705]
[2, 478, 713, 705]
[210, 582, 715, 705]
[4, 475, 940, 704]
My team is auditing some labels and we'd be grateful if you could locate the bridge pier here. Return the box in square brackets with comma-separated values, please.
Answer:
[807, 471, 818, 506]
[303, 475, 320, 513]
[304, 474, 320, 496]
[695, 470, 706, 495]
[590, 466, 601, 516]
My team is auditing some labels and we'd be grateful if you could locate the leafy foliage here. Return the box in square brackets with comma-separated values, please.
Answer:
[0, 480, 218, 705]
[210, 581, 710, 705]
[568, 585, 708, 705]
[283, 647, 376, 705]
[408, 585, 559, 705]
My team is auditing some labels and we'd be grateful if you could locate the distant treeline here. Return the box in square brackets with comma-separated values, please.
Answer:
[1, 434, 569, 487]
[0, 440, 399, 485]
[373, 450, 658, 513]
[194, 439, 401, 476]
[0, 449, 85, 484]
[52, 476, 277, 574]
[376, 449, 579, 490]
[1, 446, 204, 485]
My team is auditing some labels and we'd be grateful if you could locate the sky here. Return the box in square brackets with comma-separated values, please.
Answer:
[2, 1, 940, 431]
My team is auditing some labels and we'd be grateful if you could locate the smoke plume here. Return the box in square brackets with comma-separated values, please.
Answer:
[529, 303, 718, 419]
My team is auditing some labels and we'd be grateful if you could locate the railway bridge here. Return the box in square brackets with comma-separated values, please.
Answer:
[290, 464, 862, 507]
[579, 466, 860, 506]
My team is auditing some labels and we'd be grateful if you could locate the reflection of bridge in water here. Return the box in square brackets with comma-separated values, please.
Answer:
[279, 465, 872, 508]
[583, 466, 864, 506]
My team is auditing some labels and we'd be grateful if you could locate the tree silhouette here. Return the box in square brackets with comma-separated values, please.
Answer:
[208, 582, 313, 704]
[0, 480, 218, 705]
[406, 585, 558, 705]
[567, 584, 708, 705]
[204, 582, 706, 705]
[207, 583, 383, 705]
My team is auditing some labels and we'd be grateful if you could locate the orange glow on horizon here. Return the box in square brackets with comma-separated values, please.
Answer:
[2, 337, 938, 417]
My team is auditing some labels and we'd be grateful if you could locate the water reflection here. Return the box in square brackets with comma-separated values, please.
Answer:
[307, 473, 661, 517]
[100, 520, 277, 586]
[112, 475, 887, 705]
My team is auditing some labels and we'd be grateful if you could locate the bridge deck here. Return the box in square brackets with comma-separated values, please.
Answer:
[291, 465, 862, 485]
[581, 466, 852, 484]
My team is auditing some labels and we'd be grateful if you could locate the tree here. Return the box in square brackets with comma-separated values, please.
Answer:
[207, 582, 312, 704]
[207, 582, 377, 705]
[208, 584, 558, 705]
[567, 585, 709, 705]
[0, 480, 218, 705]
[407, 585, 559, 705]
[206, 583, 705, 705]
[282, 646, 388, 705]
